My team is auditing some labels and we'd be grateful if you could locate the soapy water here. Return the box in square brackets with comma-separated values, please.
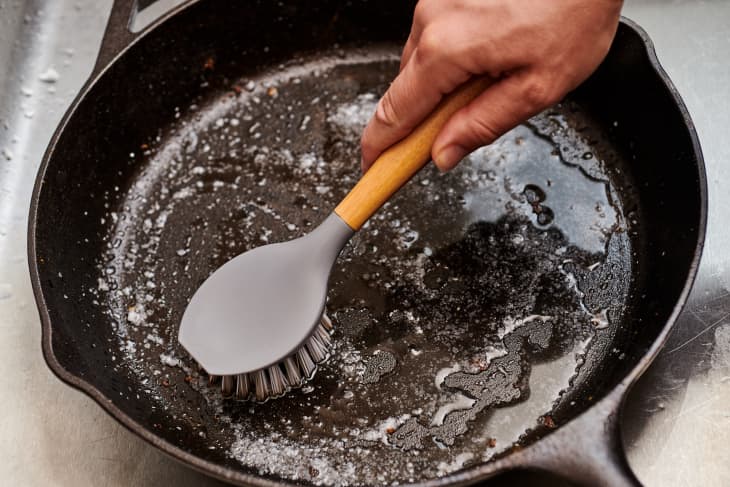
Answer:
[90, 49, 632, 485]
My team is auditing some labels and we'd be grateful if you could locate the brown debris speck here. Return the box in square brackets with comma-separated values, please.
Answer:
[487, 438, 497, 448]
[267, 86, 279, 98]
[161, 379, 170, 387]
[542, 415, 556, 428]
[203, 57, 215, 70]
[308, 466, 319, 477]
[470, 357, 488, 371]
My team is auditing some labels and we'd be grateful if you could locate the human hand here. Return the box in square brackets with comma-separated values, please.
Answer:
[360, 0, 623, 172]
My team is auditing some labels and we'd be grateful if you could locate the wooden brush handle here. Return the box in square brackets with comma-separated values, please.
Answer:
[334, 77, 492, 230]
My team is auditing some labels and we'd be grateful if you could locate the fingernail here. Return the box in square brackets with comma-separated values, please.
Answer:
[434, 145, 467, 172]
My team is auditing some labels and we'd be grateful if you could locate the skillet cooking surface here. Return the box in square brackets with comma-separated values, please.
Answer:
[87, 48, 635, 484]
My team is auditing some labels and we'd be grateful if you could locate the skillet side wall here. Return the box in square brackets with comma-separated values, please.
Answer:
[560, 25, 704, 417]
[31, 0, 704, 482]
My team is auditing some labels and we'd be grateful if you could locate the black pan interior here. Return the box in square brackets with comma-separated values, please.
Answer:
[32, 1, 704, 485]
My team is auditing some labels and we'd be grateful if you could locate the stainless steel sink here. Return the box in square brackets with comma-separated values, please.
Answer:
[1, 1, 728, 485]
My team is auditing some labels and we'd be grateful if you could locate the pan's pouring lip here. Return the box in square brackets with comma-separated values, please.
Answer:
[27, 13, 708, 487]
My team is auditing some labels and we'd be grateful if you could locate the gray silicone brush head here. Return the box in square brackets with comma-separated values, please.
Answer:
[178, 213, 353, 378]
[207, 313, 334, 402]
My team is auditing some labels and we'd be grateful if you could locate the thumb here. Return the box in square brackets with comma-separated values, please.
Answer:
[432, 73, 557, 171]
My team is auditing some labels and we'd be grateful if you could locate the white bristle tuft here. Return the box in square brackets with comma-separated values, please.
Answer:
[254, 369, 269, 402]
[296, 347, 316, 378]
[320, 313, 333, 331]
[203, 313, 335, 402]
[284, 356, 302, 384]
[306, 334, 327, 362]
[313, 322, 332, 346]
[268, 365, 288, 397]
[236, 373, 250, 399]
[221, 375, 234, 396]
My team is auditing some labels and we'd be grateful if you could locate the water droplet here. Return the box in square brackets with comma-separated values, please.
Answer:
[0, 283, 13, 300]
[523, 184, 546, 204]
[536, 207, 554, 226]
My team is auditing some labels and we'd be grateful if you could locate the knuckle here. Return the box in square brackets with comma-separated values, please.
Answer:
[416, 28, 443, 61]
[413, 1, 428, 23]
[413, 0, 434, 23]
[522, 77, 559, 108]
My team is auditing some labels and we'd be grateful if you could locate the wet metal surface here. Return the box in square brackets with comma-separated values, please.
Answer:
[620, 2, 730, 486]
[0, 0, 728, 485]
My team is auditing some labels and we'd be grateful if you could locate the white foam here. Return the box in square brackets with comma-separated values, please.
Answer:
[436, 452, 475, 476]
[591, 308, 610, 329]
[327, 93, 377, 131]
[431, 394, 476, 426]
[484, 345, 508, 365]
[160, 353, 180, 367]
[361, 414, 412, 445]
[434, 364, 461, 391]
[499, 314, 552, 339]
[127, 305, 147, 326]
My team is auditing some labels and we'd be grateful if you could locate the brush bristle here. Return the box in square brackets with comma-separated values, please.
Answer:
[236, 372, 250, 398]
[253, 369, 269, 402]
[221, 375, 235, 397]
[268, 365, 288, 397]
[284, 357, 301, 385]
[204, 313, 334, 402]
[296, 346, 316, 378]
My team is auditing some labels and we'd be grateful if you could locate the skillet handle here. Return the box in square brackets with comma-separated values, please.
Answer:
[525, 385, 642, 487]
[94, 0, 191, 75]
[93, 0, 139, 75]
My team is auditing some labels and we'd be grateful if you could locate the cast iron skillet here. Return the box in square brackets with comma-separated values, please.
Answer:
[29, 0, 706, 485]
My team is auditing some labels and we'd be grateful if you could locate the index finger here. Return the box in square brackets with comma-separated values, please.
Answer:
[360, 47, 469, 171]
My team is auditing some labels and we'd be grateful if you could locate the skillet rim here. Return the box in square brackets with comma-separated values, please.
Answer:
[27, 5, 708, 485]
